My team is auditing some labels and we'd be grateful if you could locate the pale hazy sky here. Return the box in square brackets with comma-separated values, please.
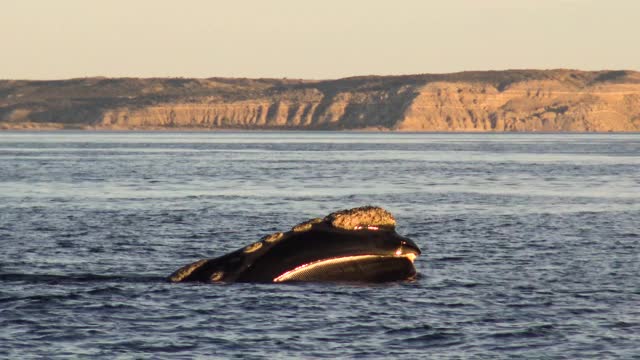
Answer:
[2, 0, 638, 80]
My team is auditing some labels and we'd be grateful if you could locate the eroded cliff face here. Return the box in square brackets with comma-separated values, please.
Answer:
[2, 70, 640, 131]
[398, 81, 640, 131]
[95, 87, 417, 130]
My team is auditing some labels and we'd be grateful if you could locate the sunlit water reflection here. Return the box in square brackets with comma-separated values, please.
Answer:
[1, 132, 638, 358]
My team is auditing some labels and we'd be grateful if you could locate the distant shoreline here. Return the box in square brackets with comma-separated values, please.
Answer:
[2, 128, 638, 136]
[2, 69, 640, 132]
[1, 126, 638, 133]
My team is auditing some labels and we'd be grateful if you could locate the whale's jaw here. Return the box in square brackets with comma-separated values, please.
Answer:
[273, 254, 417, 283]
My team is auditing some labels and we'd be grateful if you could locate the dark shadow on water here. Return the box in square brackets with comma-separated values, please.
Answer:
[0, 273, 165, 284]
[1, 272, 424, 287]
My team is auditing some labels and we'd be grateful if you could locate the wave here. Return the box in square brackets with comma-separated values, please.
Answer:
[0, 273, 165, 284]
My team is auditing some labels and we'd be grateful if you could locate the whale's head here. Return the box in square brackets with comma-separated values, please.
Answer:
[169, 206, 421, 283]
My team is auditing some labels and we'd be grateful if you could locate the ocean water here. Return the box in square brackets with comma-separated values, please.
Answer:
[0, 131, 638, 359]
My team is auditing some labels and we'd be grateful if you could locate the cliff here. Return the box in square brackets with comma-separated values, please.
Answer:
[2, 70, 640, 131]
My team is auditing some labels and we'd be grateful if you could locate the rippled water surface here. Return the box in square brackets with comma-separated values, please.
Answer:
[1, 132, 639, 359]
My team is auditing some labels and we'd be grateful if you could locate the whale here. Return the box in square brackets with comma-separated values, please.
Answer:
[168, 206, 421, 283]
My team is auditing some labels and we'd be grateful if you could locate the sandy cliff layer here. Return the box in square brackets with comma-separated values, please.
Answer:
[2, 70, 640, 131]
[399, 81, 640, 131]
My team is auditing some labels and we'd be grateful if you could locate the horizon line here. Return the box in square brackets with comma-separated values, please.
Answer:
[3, 68, 639, 82]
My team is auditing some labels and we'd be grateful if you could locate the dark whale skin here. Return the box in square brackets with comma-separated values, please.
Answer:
[168, 207, 421, 283]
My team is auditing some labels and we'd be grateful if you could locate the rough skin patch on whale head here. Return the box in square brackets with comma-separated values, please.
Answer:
[291, 218, 323, 232]
[326, 206, 396, 230]
[210, 271, 224, 281]
[262, 232, 284, 243]
[243, 241, 263, 253]
[168, 259, 208, 282]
